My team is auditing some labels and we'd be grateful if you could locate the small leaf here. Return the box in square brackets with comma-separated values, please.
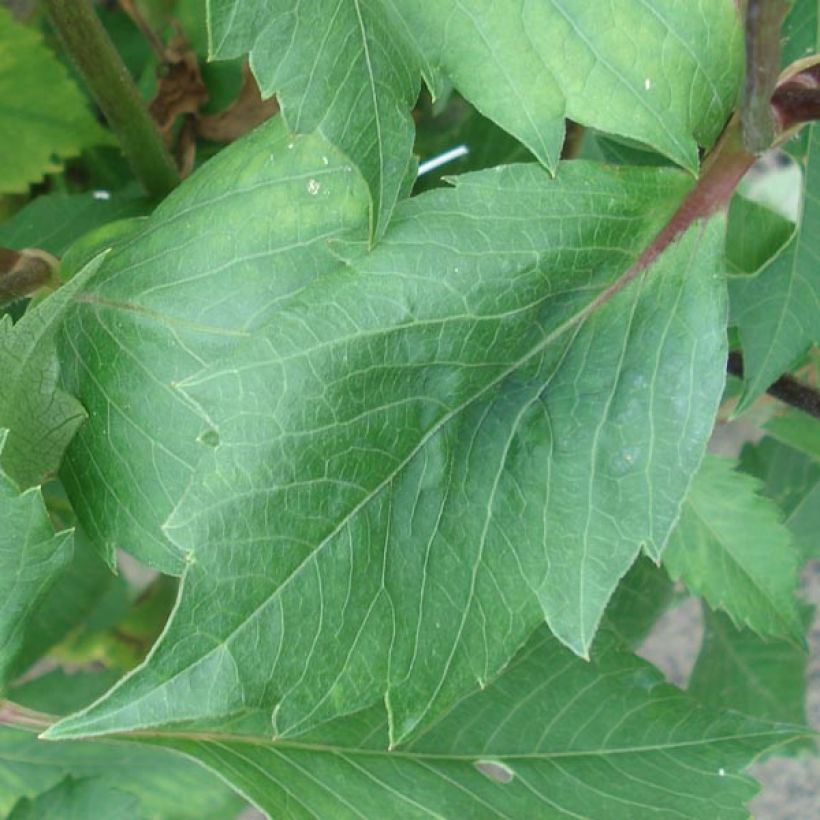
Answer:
[689, 606, 810, 727]
[0, 253, 107, 490]
[740, 422, 820, 561]
[0, 726, 243, 819]
[0, 8, 112, 193]
[663, 455, 803, 643]
[55, 633, 807, 819]
[8, 777, 139, 820]
[0, 431, 73, 687]
[2, 670, 242, 819]
[729, 126, 819, 412]
[764, 409, 820, 462]
[7, 527, 117, 682]
[208, 0, 420, 238]
[602, 558, 675, 648]
[725, 195, 794, 275]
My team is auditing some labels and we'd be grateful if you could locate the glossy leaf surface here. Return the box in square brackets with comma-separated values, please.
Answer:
[57, 119, 371, 573]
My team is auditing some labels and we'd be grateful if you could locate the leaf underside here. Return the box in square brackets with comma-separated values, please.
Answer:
[50, 116, 728, 748]
[63, 632, 807, 819]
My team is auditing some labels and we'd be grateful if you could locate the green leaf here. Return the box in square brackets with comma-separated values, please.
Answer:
[0, 432, 73, 688]
[724, 195, 794, 275]
[0, 190, 151, 258]
[8, 777, 139, 820]
[740, 422, 820, 561]
[49, 129, 728, 745]
[57, 119, 372, 573]
[602, 558, 675, 648]
[406, 0, 740, 168]
[689, 606, 810, 728]
[782, 0, 817, 68]
[579, 131, 674, 168]
[0, 725, 244, 819]
[0, 253, 108, 490]
[0, 8, 112, 194]
[65, 633, 806, 819]
[7, 528, 117, 681]
[764, 409, 820, 462]
[11, 668, 123, 717]
[208, 0, 420, 238]
[208, 0, 742, 233]
[663, 455, 803, 643]
[3, 668, 243, 818]
[729, 124, 820, 412]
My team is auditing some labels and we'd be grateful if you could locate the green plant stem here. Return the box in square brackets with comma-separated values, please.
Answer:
[742, 0, 790, 152]
[43, 0, 179, 198]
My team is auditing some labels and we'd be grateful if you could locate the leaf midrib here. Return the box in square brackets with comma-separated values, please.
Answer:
[134, 726, 800, 762]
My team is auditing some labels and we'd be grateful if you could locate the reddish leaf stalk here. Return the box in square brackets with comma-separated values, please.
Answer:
[772, 63, 820, 132]
[630, 116, 754, 278]
[0, 248, 60, 306]
[0, 700, 54, 731]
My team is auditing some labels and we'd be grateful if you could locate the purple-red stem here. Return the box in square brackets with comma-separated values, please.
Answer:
[631, 116, 755, 276]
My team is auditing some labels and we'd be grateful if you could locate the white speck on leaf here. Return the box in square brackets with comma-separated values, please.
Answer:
[718, 768, 725, 777]
[92, 190, 111, 200]
[644, 78, 652, 91]
[475, 760, 515, 784]
[307, 179, 321, 196]
[322, 155, 329, 165]
[287, 142, 294, 150]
